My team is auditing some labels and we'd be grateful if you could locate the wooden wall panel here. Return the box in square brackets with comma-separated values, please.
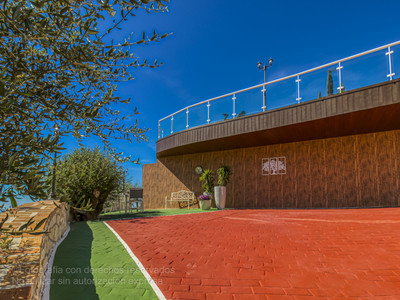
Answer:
[234, 149, 240, 207]
[395, 131, 400, 206]
[295, 142, 310, 208]
[253, 146, 263, 207]
[257, 146, 269, 207]
[281, 142, 296, 208]
[376, 131, 394, 206]
[324, 138, 340, 207]
[309, 140, 326, 208]
[243, 148, 256, 208]
[267, 145, 281, 208]
[341, 136, 358, 207]
[143, 129, 400, 209]
[357, 133, 376, 207]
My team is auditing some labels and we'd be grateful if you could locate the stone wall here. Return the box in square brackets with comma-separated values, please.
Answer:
[0, 200, 69, 300]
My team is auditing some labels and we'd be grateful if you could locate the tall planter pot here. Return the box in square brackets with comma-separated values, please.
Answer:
[214, 186, 226, 210]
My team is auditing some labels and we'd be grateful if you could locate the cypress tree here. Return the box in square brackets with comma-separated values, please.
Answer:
[327, 70, 334, 96]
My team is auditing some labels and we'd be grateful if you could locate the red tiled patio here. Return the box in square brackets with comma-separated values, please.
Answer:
[108, 209, 400, 299]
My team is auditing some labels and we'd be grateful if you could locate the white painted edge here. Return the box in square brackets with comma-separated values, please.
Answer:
[41, 224, 71, 300]
[104, 221, 166, 300]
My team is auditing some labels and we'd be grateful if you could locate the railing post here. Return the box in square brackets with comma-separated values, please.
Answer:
[386, 46, 395, 80]
[207, 101, 210, 124]
[337, 61, 344, 93]
[158, 121, 160, 139]
[186, 108, 189, 129]
[232, 94, 236, 118]
[171, 116, 173, 134]
[261, 85, 266, 112]
[161, 128, 164, 138]
[295, 75, 302, 103]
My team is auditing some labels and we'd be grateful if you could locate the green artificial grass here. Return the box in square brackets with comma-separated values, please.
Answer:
[99, 208, 219, 220]
[50, 221, 159, 300]
[50, 209, 221, 299]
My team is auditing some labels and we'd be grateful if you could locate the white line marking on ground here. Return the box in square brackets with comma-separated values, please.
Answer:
[104, 221, 166, 300]
[280, 217, 400, 223]
[42, 224, 70, 300]
[224, 216, 271, 223]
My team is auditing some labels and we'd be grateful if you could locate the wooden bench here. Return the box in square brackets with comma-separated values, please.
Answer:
[165, 190, 197, 209]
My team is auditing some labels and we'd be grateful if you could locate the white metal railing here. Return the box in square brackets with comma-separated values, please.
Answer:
[158, 41, 400, 139]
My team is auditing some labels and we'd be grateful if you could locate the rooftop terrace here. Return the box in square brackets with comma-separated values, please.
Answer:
[158, 41, 400, 140]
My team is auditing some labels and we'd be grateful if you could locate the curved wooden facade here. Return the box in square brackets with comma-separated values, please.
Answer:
[143, 80, 400, 209]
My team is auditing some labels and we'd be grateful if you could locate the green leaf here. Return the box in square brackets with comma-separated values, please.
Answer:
[0, 81, 5, 97]
[34, 218, 47, 231]
[29, 231, 49, 235]
[19, 160, 37, 168]
[0, 214, 9, 229]
[87, 29, 99, 35]
[10, 197, 18, 208]
[8, 153, 18, 167]
[18, 217, 35, 231]
[12, 5, 22, 20]
[60, 7, 69, 14]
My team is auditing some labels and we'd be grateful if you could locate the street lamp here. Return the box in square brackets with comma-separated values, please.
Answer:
[122, 168, 129, 213]
[49, 124, 59, 200]
[257, 58, 273, 112]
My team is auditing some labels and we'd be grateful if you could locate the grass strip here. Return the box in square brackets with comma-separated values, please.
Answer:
[50, 221, 159, 300]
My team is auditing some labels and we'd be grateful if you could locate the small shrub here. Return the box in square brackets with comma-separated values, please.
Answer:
[55, 147, 124, 220]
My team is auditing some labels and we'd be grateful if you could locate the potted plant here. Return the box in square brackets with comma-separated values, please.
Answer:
[214, 166, 231, 209]
[198, 194, 212, 210]
[199, 169, 215, 196]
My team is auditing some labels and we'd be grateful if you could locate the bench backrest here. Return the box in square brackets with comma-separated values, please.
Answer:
[130, 188, 143, 199]
[171, 190, 194, 200]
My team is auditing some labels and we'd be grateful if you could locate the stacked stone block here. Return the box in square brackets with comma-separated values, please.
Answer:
[0, 200, 69, 300]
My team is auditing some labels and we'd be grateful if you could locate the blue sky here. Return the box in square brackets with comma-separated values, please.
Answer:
[61, 0, 400, 186]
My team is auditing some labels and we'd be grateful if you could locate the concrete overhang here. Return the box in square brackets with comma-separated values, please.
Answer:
[157, 79, 400, 158]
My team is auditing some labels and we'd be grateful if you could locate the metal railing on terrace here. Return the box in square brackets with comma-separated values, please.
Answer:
[158, 41, 400, 139]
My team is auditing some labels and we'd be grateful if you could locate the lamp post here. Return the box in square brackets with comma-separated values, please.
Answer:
[123, 168, 129, 214]
[257, 58, 273, 112]
[49, 124, 59, 200]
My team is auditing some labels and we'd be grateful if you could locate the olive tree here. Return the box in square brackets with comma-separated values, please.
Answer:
[1, 0, 170, 252]
[0, 0, 170, 209]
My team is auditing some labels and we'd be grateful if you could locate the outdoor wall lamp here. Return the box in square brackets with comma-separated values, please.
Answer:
[258, 58, 273, 112]
[194, 166, 203, 175]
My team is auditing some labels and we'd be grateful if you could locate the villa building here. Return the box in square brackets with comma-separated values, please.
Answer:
[143, 42, 400, 209]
